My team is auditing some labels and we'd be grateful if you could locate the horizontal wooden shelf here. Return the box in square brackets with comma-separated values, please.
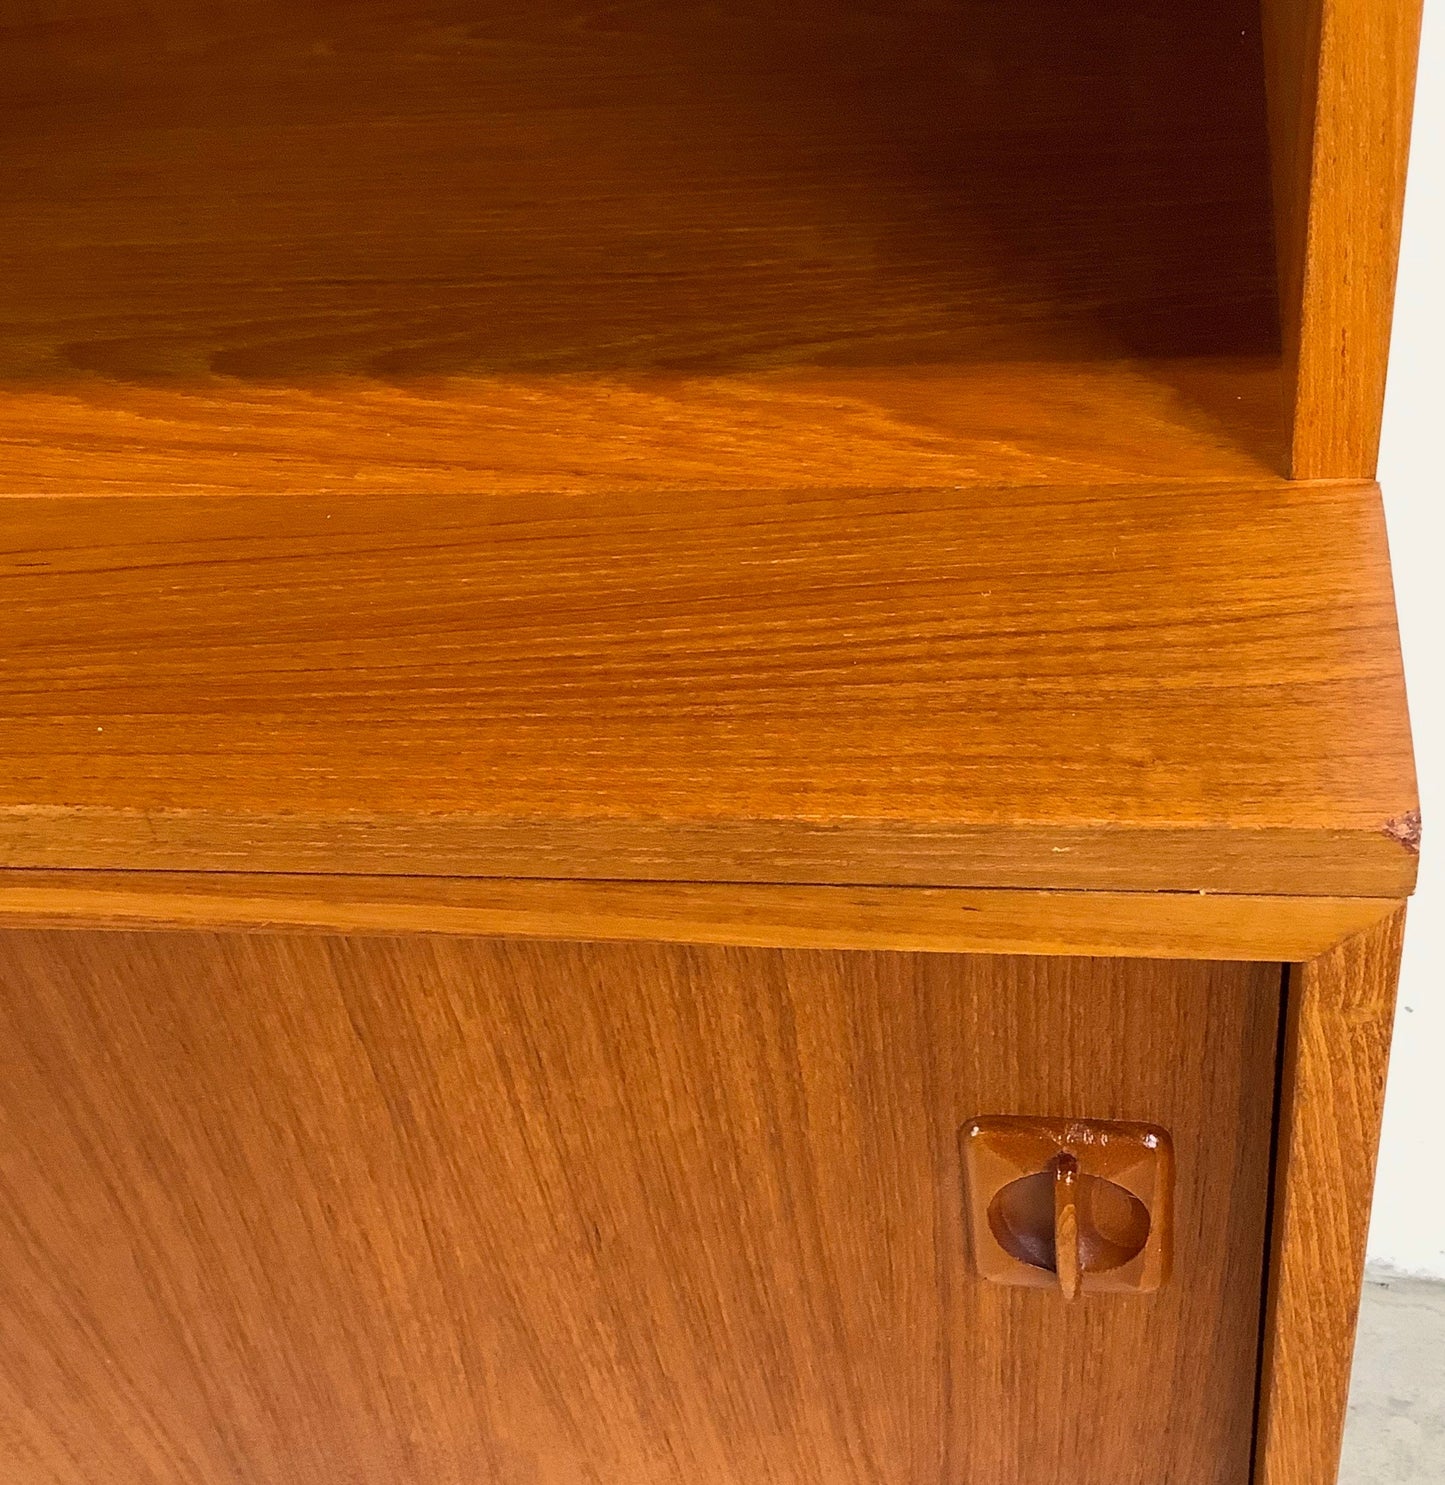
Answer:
[0, 480, 1417, 895]
[1, 0, 1285, 494]
[1, 2, 1409, 898]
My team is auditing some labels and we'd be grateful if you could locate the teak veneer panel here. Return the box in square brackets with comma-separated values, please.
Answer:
[0, 480, 1416, 894]
[0, 361, 1286, 498]
[1261, 0, 1424, 477]
[0, 5, 1425, 1485]
[0, 871, 1401, 962]
[0, 931, 1279, 1485]
[0, 0, 1283, 492]
[1257, 908, 1408, 1485]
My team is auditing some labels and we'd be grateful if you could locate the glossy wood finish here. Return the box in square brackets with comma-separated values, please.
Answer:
[1256, 908, 1408, 1485]
[1261, 0, 1424, 477]
[0, 480, 1416, 895]
[0, 0, 1282, 493]
[0, 360, 1285, 497]
[0, 930, 1280, 1485]
[962, 1117, 1172, 1298]
[0, 4, 1426, 1483]
[0, 872, 1404, 962]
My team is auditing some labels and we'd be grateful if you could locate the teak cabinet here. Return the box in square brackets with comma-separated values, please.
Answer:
[0, 4, 1423, 1485]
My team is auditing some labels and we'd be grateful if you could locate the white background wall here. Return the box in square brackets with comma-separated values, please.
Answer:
[1369, 0, 1445, 1279]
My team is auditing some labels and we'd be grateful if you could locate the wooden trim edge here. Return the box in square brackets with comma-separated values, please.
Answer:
[0, 871, 1404, 961]
[1254, 906, 1407, 1485]
[0, 810, 1420, 898]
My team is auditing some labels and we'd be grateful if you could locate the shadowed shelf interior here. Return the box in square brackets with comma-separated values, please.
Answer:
[1, 0, 1285, 495]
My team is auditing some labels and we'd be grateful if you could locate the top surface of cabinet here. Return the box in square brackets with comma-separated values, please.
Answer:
[0, 478, 1416, 895]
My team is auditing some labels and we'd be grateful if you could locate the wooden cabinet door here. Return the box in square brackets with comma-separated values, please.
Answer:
[0, 931, 1279, 1485]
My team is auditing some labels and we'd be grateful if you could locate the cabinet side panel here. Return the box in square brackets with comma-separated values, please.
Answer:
[0, 933, 1278, 1485]
[1261, 0, 1423, 476]
[1256, 908, 1407, 1485]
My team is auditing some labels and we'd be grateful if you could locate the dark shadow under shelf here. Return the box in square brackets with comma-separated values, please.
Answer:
[0, 0, 1285, 494]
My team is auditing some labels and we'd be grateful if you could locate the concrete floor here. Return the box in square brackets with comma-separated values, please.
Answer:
[1339, 1273, 1445, 1485]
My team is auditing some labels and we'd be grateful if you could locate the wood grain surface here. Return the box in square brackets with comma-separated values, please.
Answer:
[0, 0, 1283, 492]
[0, 480, 1417, 894]
[0, 930, 1280, 1485]
[0, 871, 1401, 963]
[1261, 0, 1424, 477]
[1256, 908, 1408, 1485]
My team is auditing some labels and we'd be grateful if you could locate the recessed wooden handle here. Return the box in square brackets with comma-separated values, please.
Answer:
[987, 1157, 1151, 1300]
[965, 1116, 1170, 1298]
